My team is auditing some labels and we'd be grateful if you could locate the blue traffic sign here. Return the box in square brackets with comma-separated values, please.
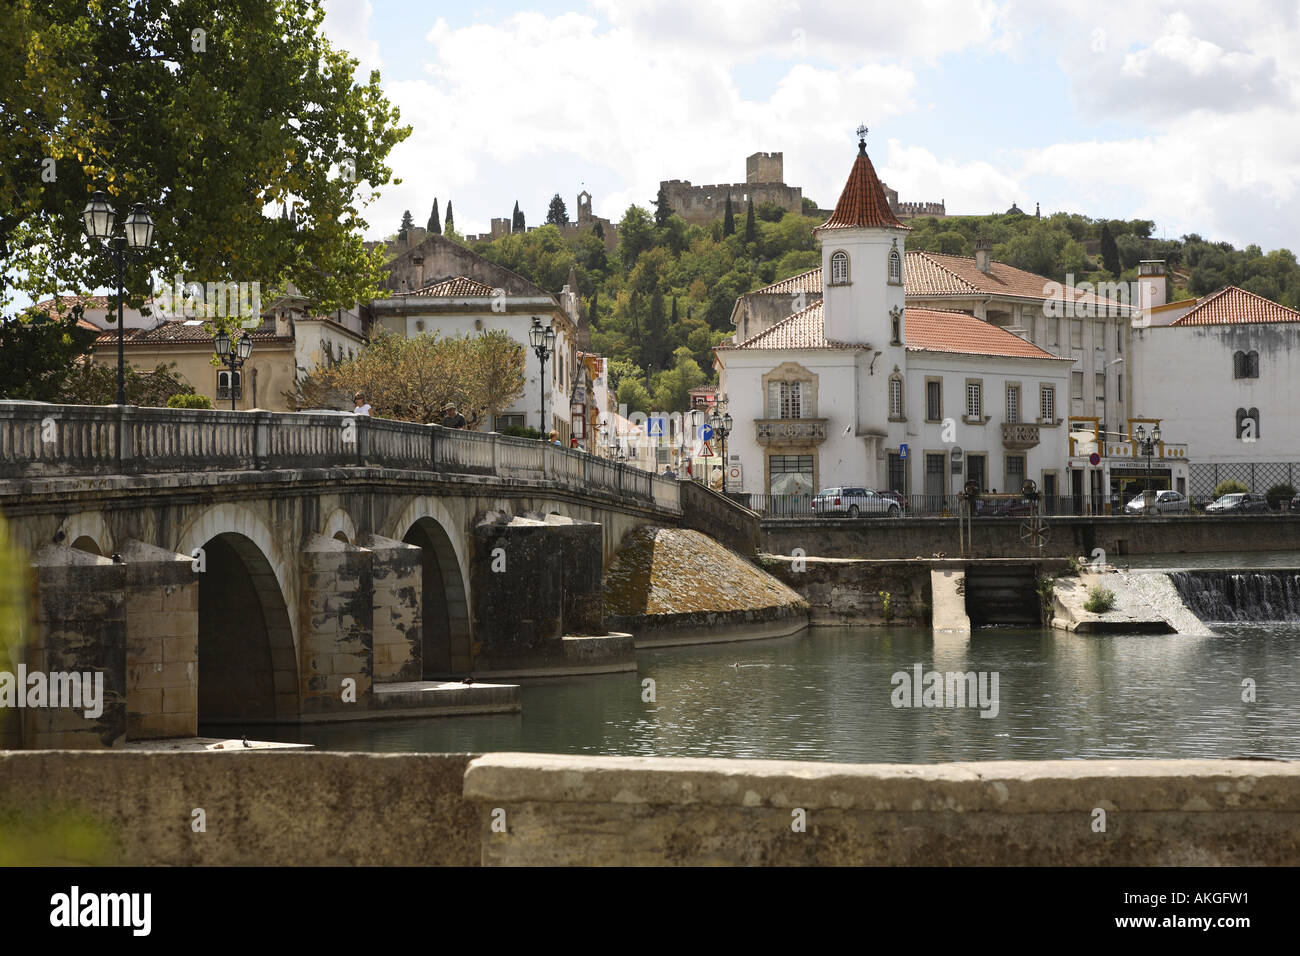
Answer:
[647, 417, 665, 437]
[700, 423, 714, 440]
[899, 443, 909, 460]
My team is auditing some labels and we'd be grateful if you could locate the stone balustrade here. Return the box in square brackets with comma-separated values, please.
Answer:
[0, 402, 677, 511]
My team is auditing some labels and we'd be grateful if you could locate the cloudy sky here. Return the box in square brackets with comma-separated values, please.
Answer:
[324, 0, 1298, 252]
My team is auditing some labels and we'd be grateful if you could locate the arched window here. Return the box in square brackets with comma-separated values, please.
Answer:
[1233, 351, 1247, 378]
[830, 251, 849, 285]
[1248, 350, 1260, 377]
[888, 246, 902, 285]
[888, 371, 904, 419]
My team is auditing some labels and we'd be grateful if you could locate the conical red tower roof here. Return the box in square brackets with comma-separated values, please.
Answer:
[819, 137, 908, 231]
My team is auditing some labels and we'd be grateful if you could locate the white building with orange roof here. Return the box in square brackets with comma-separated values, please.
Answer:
[1130, 281, 1300, 498]
[715, 133, 1075, 508]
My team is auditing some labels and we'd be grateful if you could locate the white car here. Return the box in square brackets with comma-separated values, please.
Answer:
[1123, 490, 1189, 515]
[812, 486, 901, 518]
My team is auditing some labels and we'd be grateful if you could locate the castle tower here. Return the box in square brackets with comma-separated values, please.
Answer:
[814, 128, 910, 441]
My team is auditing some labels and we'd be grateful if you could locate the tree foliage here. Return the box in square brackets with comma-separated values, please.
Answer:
[546, 193, 568, 226]
[427, 198, 441, 235]
[0, 0, 411, 316]
[512, 200, 524, 232]
[292, 330, 525, 428]
[0, 307, 98, 400]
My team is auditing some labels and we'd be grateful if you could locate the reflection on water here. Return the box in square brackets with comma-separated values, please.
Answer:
[261, 624, 1300, 763]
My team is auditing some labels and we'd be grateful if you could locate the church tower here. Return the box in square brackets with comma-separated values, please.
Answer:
[814, 128, 910, 451]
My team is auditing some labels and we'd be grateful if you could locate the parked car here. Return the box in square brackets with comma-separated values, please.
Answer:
[878, 490, 909, 514]
[812, 487, 901, 518]
[975, 497, 1032, 517]
[1204, 492, 1270, 514]
[1123, 490, 1190, 515]
[1291, 493, 1300, 513]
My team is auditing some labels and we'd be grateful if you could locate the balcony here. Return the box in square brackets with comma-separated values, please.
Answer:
[1001, 421, 1040, 450]
[755, 418, 827, 447]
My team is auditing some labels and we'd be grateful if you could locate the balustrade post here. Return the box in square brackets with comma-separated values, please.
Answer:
[254, 412, 269, 470]
[117, 404, 135, 474]
[490, 432, 500, 477]
[356, 414, 368, 467]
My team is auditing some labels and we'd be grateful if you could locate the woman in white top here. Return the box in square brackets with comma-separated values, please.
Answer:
[353, 391, 372, 416]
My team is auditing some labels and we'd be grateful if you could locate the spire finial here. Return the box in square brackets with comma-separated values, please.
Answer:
[856, 124, 868, 155]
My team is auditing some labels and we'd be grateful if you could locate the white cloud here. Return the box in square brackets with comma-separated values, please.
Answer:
[880, 141, 1023, 216]
[321, 0, 383, 79]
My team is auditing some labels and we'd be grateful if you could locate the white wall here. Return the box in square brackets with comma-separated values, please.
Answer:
[1131, 322, 1300, 463]
[898, 352, 1072, 495]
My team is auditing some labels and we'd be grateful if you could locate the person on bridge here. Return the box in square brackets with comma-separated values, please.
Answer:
[549, 430, 561, 446]
[353, 392, 371, 416]
[440, 403, 467, 429]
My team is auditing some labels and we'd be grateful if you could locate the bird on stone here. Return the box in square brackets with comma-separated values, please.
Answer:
[462, 676, 475, 684]
[242, 735, 251, 748]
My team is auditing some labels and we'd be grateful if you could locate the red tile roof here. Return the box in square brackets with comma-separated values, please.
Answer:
[905, 309, 1067, 360]
[34, 294, 114, 313]
[1170, 285, 1300, 326]
[818, 143, 908, 231]
[93, 323, 290, 346]
[401, 275, 498, 297]
[723, 302, 1066, 361]
[759, 269, 824, 296]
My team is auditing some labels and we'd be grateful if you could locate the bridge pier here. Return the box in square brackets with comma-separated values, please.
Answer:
[121, 541, 198, 740]
[298, 534, 374, 718]
[360, 534, 422, 684]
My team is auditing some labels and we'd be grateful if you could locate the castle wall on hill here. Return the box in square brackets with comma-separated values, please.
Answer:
[662, 180, 804, 226]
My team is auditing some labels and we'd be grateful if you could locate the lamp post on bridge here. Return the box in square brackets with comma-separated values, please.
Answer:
[529, 316, 556, 436]
[81, 191, 155, 405]
[709, 406, 733, 493]
[214, 329, 254, 411]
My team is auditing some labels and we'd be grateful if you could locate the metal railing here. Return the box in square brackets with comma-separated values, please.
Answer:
[0, 402, 680, 512]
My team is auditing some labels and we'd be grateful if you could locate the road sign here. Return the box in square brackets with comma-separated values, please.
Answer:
[700, 423, 714, 440]
[950, 445, 963, 460]
[697, 441, 714, 457]
[900, 443, 909, 460]
[1088, 451, 1101, 466]
[647, 417, 665, 437]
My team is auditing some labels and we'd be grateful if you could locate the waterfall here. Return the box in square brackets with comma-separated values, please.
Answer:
[1169, 570, 1300, 622]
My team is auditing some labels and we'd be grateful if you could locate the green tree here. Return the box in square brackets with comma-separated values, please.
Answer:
[643, 290, 669, 370]
[427, 198, 441, 235]
[444, 201, 455, 234]
[653, 184, 672, 227]
[0, 307, 98, 400]
[617, 206, 655, 270]
[512, 200, 525, 232]
[60, 361, 198, 406]
[593, 221, 604, 240]
[546, 193, 568, 225]
[652, 347, 707, 412]
[0, 0, 410, 314]
[398, 209, 414, 242]
[744, 197, 757, 242]
[617, 377, 652, 414]
[1100, 223, 1120, 277]
[588, 289, 599, 327]
[723, 194, 735, 236]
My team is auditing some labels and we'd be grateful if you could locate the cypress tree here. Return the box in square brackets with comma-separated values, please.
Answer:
[589, 290, 599, 327]
[653, 184, 672, 227]
[723, 194, 735, 236]
[444, 201, 454, 233]
[744, 197, 757, 242]
[512, 200, 525, 232]
[1100, 223, 1121, 277]
[427, 199, 441, 235]
[398, 209, 413, 242]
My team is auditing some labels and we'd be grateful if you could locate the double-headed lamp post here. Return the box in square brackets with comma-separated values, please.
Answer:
[81, 191, 155, 405]
[214, 329, 254, 410]
[528, 316, 556, 435]
[709, 408, 733, 491]
[1134, 423, 1161, 513]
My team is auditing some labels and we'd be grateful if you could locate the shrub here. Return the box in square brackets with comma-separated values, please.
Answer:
[1213, 479, 1249, 497]
[498, 424, 544, 440]
[877, 590, 894, 622]
[166, 393, 212, 409]
[1265, 483, 1295, 510]
[1083, 586, 1117, 614]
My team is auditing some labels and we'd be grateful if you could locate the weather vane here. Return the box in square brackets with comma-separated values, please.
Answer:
[856, 124, 868, 142]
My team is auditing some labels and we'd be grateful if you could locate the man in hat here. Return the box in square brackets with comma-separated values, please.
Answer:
[440, 402, 467, 429]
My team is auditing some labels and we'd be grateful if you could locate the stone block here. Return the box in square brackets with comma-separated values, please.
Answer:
[162, 635, 197, 663]
[128, 661, 194, 691]
[162, 685, 198, 715]
[126, 635, 163, 667]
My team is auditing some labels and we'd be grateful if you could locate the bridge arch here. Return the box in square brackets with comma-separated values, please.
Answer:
[58, 512, 113, 558]
[389, 497, 473, 678]
[192, 531, 298, 724]
[321, 508, 358, 546]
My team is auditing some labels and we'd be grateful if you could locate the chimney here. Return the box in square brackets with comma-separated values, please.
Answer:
[412, 255, 425, 291]
[1138, 260, 1167, 313]
[974, 237, 993, 274]
[275, 309, 292, 338]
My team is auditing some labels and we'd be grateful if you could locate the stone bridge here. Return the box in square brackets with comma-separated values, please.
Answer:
[0, 403, 758, 749]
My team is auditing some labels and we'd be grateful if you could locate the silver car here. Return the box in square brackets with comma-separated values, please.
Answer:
[813, 486, 901, 518]
[1123, 490, 1189, 515]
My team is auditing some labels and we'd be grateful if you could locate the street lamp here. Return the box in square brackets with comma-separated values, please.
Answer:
[710, 408, 733, 492]
[82, 192, 154, 405]
[214, 330, 254, 410]
[529, 316, 556, 435]
[1134, 423, 1161, 513]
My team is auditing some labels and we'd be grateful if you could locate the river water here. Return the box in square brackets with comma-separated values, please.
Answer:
[263, 622, 1300, 763]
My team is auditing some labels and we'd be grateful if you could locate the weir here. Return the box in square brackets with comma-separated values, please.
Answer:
[1169, 569, 1300, 623]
